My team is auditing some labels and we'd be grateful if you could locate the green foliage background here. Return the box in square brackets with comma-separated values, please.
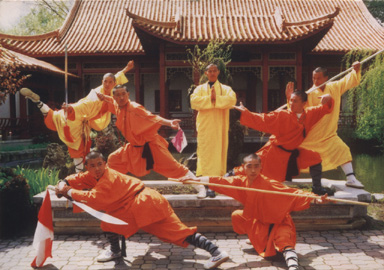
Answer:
[342, 50, 384, 146]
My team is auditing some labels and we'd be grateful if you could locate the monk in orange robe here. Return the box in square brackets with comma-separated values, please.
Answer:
[179, 153, 328, 270]
[55, 151, 229, 269]
[97, 85, 199, 181]
[233, 91, 334, 195]
[20, 61, 133, 172]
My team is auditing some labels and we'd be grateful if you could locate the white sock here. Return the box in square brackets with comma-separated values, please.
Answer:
[183, 171, 206, 195]
[40, 103, 50, 115]
[73, 158, 84, 172]
[341, 162, 357, 181]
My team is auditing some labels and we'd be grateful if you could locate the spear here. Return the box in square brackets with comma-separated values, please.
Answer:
[168, 178, 369, 206]
[63, 44, 73, 142]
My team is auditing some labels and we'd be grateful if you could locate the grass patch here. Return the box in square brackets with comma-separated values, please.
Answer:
[153, 185, 197, 195]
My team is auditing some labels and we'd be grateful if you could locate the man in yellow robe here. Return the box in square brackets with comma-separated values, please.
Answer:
[20, 61, 134, 172]
[190, 63, 237, 195]
[286, 61, 364, 189]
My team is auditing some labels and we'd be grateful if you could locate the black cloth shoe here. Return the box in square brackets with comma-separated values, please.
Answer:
[206, 188, 216, 198]
[312, 186, 334, 196]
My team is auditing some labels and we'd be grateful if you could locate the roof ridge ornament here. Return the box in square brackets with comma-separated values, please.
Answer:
[126, 9, 177, 29]
[283, 7, 340, 27]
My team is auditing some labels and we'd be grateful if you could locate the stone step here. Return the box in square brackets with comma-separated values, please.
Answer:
[33, 178, 369, 234]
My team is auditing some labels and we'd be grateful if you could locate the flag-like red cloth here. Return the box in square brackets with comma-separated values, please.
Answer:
[171, 128, 188, 153]
[31, 191, 54, 267]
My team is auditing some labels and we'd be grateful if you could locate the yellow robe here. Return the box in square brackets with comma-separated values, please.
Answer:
[53, 71, 128, 150]
[300, 70, 361, 171]
[191, 81, 236, 176]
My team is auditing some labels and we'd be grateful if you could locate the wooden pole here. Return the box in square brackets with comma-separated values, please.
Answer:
[168, 178, 369, 206]
[277, 48, 384, 110]
[306, 48, 384, 94]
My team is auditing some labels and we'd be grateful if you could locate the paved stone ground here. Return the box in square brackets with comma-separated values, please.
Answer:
[1, 230, 384, 270]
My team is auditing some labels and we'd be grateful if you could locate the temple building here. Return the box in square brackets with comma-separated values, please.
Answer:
[1, 0, 383, 134]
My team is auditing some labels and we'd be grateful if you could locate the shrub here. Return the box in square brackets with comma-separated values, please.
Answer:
[0, 168, 36, 238]
[14, 166, 60, 199]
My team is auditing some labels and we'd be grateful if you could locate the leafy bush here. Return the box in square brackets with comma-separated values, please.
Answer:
[0, 168, 36, 238]
[342, 50, 384, 147]
[14, 166, 60, 199]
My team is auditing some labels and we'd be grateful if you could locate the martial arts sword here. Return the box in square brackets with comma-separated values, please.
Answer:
[47, 185, 128, 225]
[168, 178, 369, 206]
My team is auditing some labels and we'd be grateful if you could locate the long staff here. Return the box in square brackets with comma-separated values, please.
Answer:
[306, 48, 384, 94]
[276, 48, 384, 111]
[63, 44, 73, 142]
[168, 178, 369, 206]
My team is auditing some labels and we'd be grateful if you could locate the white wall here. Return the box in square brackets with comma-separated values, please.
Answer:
[0, 97, 10, 118]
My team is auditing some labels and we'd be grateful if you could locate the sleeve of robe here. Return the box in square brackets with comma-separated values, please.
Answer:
[70, 178, 117, 211]
[304, 98, 334, 130]
[190, 84, 236, 110]
[329, 69, 361, 96]
[240, 109, 281, 135]
[214, 86, 237, 109]
[268, 181, 314, 212]
[66, 172, 97, 190]
[190, 85, 214, 110]
[208, 176, 248, 204]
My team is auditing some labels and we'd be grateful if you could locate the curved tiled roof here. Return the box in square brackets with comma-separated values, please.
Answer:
[0, 46, 78, 77]
[127, 1, 338, 44]
[0, 0, 383, 56]
[0, 0, 143, 57]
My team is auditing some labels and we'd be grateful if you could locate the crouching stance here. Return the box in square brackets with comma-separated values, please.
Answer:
[179, 153, 328, 270]
[55, 151, 228, 269]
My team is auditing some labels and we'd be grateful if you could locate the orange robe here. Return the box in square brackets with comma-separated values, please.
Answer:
[209, 174, 313, 257]
[106, 101, 188, 178]
[66, 167, 196, 246]
[238, 101, 333, 181]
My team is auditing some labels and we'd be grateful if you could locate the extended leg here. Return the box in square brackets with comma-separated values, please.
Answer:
[309, 163, 333, 195]
[341, 162, 364, 189]
[185, 233, 229, 269]
[97, 232, 122, 262]
[283, 248, 299, 270]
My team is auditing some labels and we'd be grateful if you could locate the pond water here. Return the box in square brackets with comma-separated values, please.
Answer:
[298, 152, 384, 193]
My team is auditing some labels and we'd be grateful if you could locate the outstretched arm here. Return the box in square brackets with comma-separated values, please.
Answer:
[158, 117, 181, 130]
[121, 60, 134, 74]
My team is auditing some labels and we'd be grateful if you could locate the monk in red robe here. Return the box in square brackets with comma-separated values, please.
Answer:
[55, 151, 229, 269]
[233, 91, 334, 195]
[179, 153, 328, 270]
[97, 85, 206, 197]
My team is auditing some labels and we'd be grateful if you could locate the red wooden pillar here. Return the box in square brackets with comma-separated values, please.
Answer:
[159, 42, 168, 118]
[262, 51, 269, 112]
[296, 48, 303, 90]
[134, 62, 141, 104]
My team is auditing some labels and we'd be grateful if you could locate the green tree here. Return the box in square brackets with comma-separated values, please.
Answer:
[342, 50, 384, 146]
[5, 0, 72, 36]
[364, 0, 384, 25]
